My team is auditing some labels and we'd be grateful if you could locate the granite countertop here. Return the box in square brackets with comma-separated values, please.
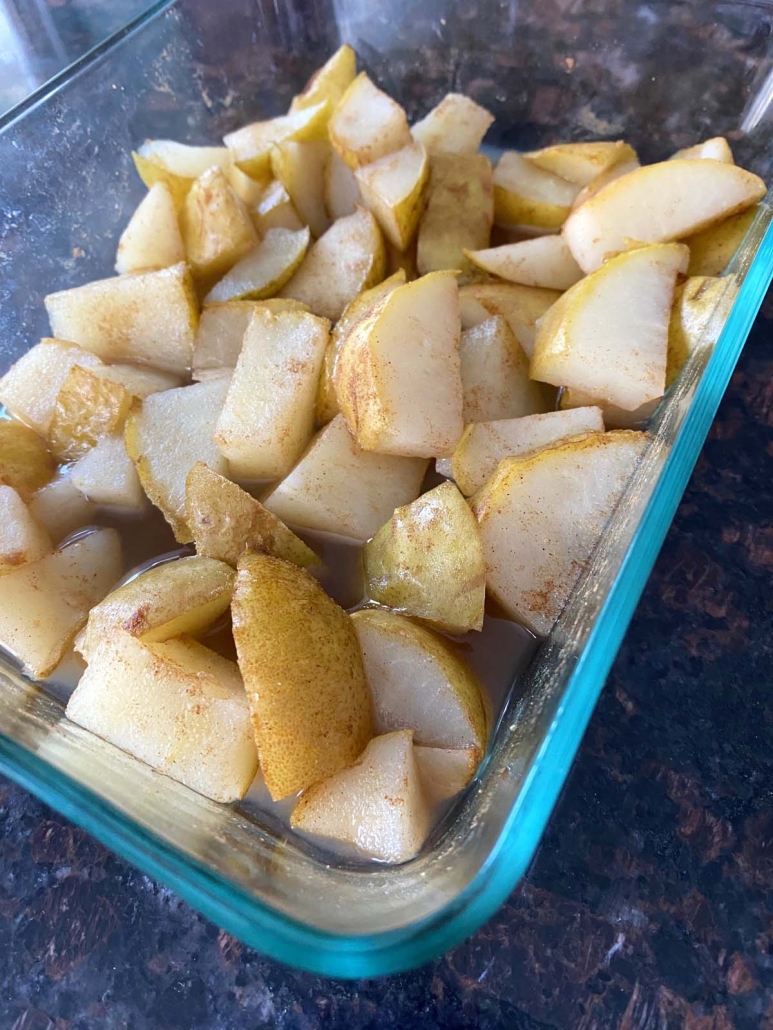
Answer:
[2, 4, 773, 1028]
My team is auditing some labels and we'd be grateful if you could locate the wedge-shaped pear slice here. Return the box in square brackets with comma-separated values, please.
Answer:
[292, 730, 430, 863]
[355, 142, 429, 251]
[70, 433, 146, 511]
[531, 243, 689, 411]
[563, 159, 766, 273]
[670, 137, 733, 163]
[279, 207, 386, 321]
[364, 481, 485, 633]
[458, 281, 561, 359]
[290, 44, 357, 114]
[214, 308, 329, 479]
[192, 298, 308, 378]
[224, 101, 329, 180]
[411, 93, 494, 155]
[204, 227, 311, 304]
[0, 486, 53, 574]
[324, 150, 361, 219]
[270, 140, 330, 238]
[449, 406, 605, 496]
[466, 235, 583, 291]
[527, 141, 637, 187]
[683, 206, 758, 277]
[182, 166, 258, 285]
[335, 270, 463, 457]
[232, 553, 373, 799]
[352, 609, 487, 756]
[77, 554, 235, 661]
[186, 462, 315, 568]
[0, 527, 121, 677]
[329, 73, 411, 170]
[49, 366, 133, 461]
[67, 633, 257, 803]
[132, 140, 235, 207]
[460, 315, 549, 423]
[494, 152, 580, 230]
[28, 474, 95, 544]
[0, 420, 54, 500]
[416, 153, 493, 274]
[115, 182, 185, 274]
[471, 431, 646, 635]
[253, 180, 304, 234]
[571, 156, 641, 210]
[263, 415, 427, 541]
[315, 270, 406, 425]
[45, 263, 197, 375]
[559, 387, 658, 431]
[414, 745, 479, 804]
[125, 377, 231, 542]
[667, 276, 736, 388]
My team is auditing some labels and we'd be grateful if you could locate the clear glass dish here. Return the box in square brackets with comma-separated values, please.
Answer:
[0, 0, 772, 979]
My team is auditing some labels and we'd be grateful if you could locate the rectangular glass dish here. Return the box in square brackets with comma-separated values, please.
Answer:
[0, 0, 772, 979]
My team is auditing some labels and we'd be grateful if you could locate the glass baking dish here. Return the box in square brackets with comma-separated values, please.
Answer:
[0, 0, 771, 979]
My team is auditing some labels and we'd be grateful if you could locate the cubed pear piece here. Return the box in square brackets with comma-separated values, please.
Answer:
[115, 182, 185, 274]
[227, 162, 267, 206]
[667, 276, 735, 388]
[416, 153, 493, 274]
[290, 44, 357, 113]
[364, 481, 485, 633]
[670, 137, 733, 163]
[571, 156, 641, 210]
[0, 527, 121, 677]
[355, 142, 429, 250]
[352, 608, 487, 756]
[683, 206, 758, 277]
[335, 270, 463, 457]
[270, 141, 330, 238]
[450, 407, 605, 496]
[279, 207, 386, 321]
[232, 553, 374, 799]
[563, 160, 766, 273]
[204, 226, 310, 304]
[324, 150, 362, 219]
[460, 315, 549, 423]
[67, 634, 257, 803]
[77, 554, 235, 661]
[224, 101, 329, 180]
[185, 462, 315, 568]
[414, 745, 479, 804]
[458, 281, 561, 359]
[329, 73, 411, 170]
[49, 366, 133, 461]
[0, 486, 53, 574]
[95, 363, 182, 397]
[291, 730, 430, 863]
[315, 269, 406, 425]
[527, 141, 637, 187]
[263, 415, 427, 541]
[28, 474, 95, 543]
[0, 420, 54, 499]
[70, 433, 145, 511]
[411, 93, 494, 155]
[125, 377, 231, 542]
[192, 298, 309, 378]
[45, 263, 197, 375]
[182, 166, 258, 284]
[559, 387, 658, 430]
[465, 235, 583, 291]
[214, 309, 329, 479]
[253, 180, 304, 233]
[531, 243, 689, 410]
[132, 140, 234, 207]
[494, 152, 580, 230]
[471, 431, 647, 635]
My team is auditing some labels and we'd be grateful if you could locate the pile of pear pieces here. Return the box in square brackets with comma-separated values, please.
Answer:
[0, 44, 764, 863]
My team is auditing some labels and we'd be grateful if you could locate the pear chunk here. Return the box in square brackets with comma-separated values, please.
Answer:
[670, 137, 733, 163]
[192, 298, 308, 378]
[683, 206, 758, 277]
[355, 142, 429, 250]
[571, 156, 641, 210]
[0, 486, 53, 574]
[460, 315, 549, 423]
[527, 141, 637, 186]
[28, 474, 95, 544]
[558, 388, 658, 431]
[466, 235, 583, 290]
[224, 102, 329, 180]
[131, 140, 234, 207]
[493, 152, 579, 230]
[0, 420, 54, 500]
[270, 140, 331, 238]
[471, 431, 647, 635]
[329, 73, 411, 170]
[182, 166, 258, 285]
[411, 93, 494, 155]
[324, 150, 362, 219]
[291, 730, 430, 863]
[290, 44, 357, 114]
[414, 746, 479, 804]
[70, 433, 146, 511]
[667, 276, 735, 388]
[204, 227, 310, 303]
[253, 180, 304, 233]
[49, 366, 133, 461]
[115, 182, 185, 274]
[458, 281, 561, 359]
[231, 554, 373, 799]
[416, 153, 493, 274]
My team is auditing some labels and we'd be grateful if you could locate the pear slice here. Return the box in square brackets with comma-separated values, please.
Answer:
[563, 159, 766, 272]
[67, 633, 258, 803]
[290, 44, 357, 114]
[0, 420, 54, 500]
[465, 235, 583, 290]
[460, 315, 550, 423]
[115, 182, 185, 274]
[224, 101, 329, 180]
[263, 415, 427, 542]
[411, 93, 494, 155]
[291, 730, 430, 863]
[270, 140, 331, 238]
[526, 141, 637, 187]
[531, 242, 689, 410]
[571, 156, 640, 210]
[559, 387, 658, 431]
[352, 609, 487, 756]
[182, 166, 258, 285]
[186, 462, 315, 568]
[253, 180, 304, 233]
[416, 153, 493, 274]
[0, 486, 53, 574]
[450, 406, 605, 496]
[214, 309, 329, 479]
[355, 142, 429, 250]
[324, 150, 362, 219]
[125, 377, 231, 542]
[364, 481, 485, 633]
[667, 276, 736, 388]
[683, 206, 758, 277]
[471, 431, 647, 635]
[49, 366, 133, 461]
[204, 226, 311, 304]
[131, 140, 234, 208]
[192, 298, 309, 378]
[70, 433, 146, 511]
[77, 554, 235, 661]
[335, 270, 463, 457]
[279, 207, 386, 321]
[95, 364, 181, 398]
[494, 152, 579, 230]
[458, 281, 561, 359]
[28, 474, 95, 544]
[0, 527, 121, 677]
[329, 73, 411, 170]
[670, 137, 733, 163]
[232, 553, 373, 799]
[414, 745, 479, 804]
